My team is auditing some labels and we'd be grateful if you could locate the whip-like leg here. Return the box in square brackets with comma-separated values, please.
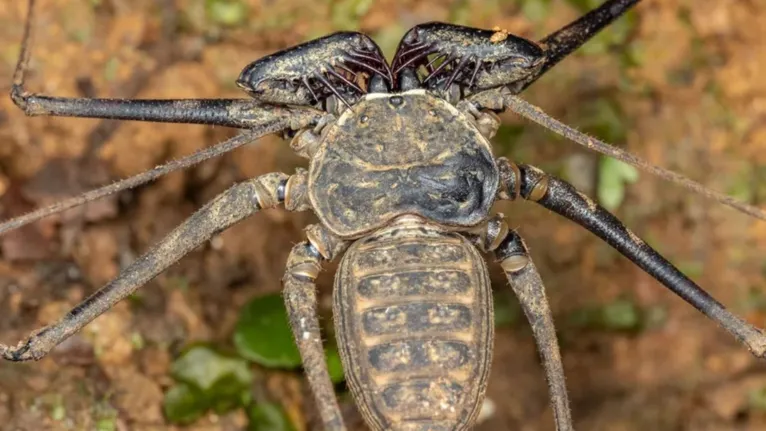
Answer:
[1, 172, 294, 362]
[495, 230, 573, 431]
[283, 225, 348, 431]
[12, 0, 319, 127]
[497, 158, 766, 358]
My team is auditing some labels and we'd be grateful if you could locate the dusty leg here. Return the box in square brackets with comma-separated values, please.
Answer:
[495, 229, 573, 431]
[466, 215, 572, 430]
[1, 172, 292, 361]
[283, 225, 348, 431]
[12, 0, 319, 128]
[497, 157, 766, 358]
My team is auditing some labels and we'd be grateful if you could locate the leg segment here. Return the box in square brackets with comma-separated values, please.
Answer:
[495, 230, 573, 431]
[494, 92, 766, 221]
[497, 158, 766, 357]
[282, 225, 348, 431]
[1, 171, 297, 361]
[468, 215, 572, 430]
[13, 0, 319, 127]
[513, 0, 641, 93]
[0, 112, 324, 235]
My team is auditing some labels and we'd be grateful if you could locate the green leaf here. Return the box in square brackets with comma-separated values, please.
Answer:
[564, 0, 601, 11]
[248, 403, 297, 431]
[567, 307, 599, 329]
[234, 293, 302, 368]
[493, 294, 521, 328]
[165, 345, 252, 424]
[325, 344, 346, 384]
[373, 25, 407, 63]
[520, 0, 552, 23]
[163, 383, 209, 425]
[564, 0, 637, 56]
[567, 298, 651, 333]
[644, 305, 668, 330]
[749, 387, 766, 412]
[600, 299, 641, 331]
[598, 157, 639, 211]
[171, 345, 252, 392]
[331, 0, 373, 31]
[208, 373, 253, 414]
[581, 98, 628, 144]
[448, 0, 472, 26]
[205, 0, 248, 27]
[492, 124, 525, 156]
[95, 418, 117, 431]
[726, 165, 755, 203]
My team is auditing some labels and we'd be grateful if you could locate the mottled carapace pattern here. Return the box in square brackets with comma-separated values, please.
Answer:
[334, 221, 493, 430]
[309, 90, 498, 238]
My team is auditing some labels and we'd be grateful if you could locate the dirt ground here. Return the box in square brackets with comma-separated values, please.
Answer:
[1, 0, 766, 430]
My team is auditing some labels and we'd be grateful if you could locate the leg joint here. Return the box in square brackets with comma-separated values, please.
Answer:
[283, 169, 311, 212]
[495, 230, 531, 273]
[466, 213, 509, 252]
[251, 172, 290, 209]
[305, 224, 348, 261]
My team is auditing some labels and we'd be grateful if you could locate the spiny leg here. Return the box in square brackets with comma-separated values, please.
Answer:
[466, 216, 572, 431]
[1, 171, 296, 361]
[12, 0, 318, 127]
[497, 158, 766, 358]
[495, 230, 573, 431]
[283, 225, 349, 431]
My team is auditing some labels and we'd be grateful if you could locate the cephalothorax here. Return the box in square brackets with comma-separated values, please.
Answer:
[309, 91, 499, 237]
[4, 1, 766, 430]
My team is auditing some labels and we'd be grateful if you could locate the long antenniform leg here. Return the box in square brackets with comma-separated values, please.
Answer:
[0, 108, 323, 235]
[463, 88, 766, 221]
[499, 94, 766, 221]
[12, 0, 319, 128]
[514, 0, 641, 93]
[495, 230, 573, 431]
[1, 172, 295, 361]
[283, 225, 349, 431]
[497, 158, 766, 358]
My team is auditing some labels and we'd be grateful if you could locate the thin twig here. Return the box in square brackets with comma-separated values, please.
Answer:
[502, 94, 766, 221]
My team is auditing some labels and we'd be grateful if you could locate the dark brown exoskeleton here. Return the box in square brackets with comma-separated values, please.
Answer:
[391, 22, 546, 93]
[4, 1, 766, 430]
[237, 31, 393, 107]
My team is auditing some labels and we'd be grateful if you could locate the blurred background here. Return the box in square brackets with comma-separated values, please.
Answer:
[0, 0, 765, 429]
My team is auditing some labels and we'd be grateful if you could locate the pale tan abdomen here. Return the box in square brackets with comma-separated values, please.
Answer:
[334, 222, 493, 431]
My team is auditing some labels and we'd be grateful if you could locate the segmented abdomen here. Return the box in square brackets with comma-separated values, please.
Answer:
[334, 222, 493, 431]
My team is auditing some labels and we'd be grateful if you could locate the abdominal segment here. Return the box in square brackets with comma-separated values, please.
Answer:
[334, 223, 493, 431]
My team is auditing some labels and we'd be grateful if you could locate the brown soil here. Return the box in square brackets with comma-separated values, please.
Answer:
[1, 0, 766, 430]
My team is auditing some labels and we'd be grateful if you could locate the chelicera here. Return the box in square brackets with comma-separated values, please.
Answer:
[3, 0, 766, 430]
